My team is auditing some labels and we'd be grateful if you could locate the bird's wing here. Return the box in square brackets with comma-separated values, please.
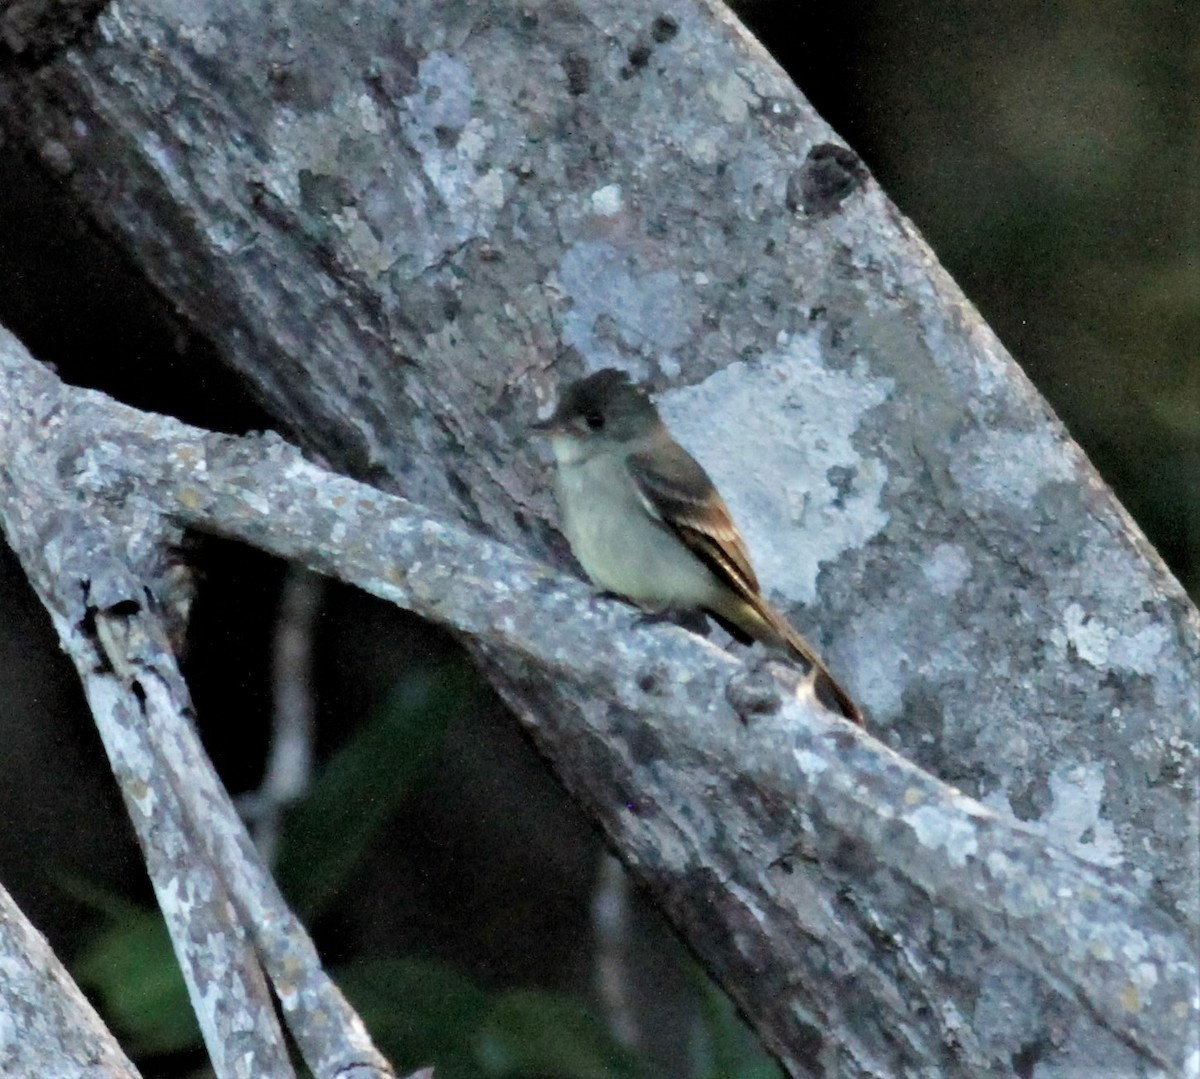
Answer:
[627, 440, 760, 599]
[629, 442, 865, 727]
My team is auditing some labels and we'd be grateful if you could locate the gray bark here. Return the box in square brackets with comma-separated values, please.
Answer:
[0, 329, 410, 1077]
[0, 878, 141, 1078]
[0, 0, 1197, 1075]
[0, 390, 396, 1074]
[2, 329, 1198, 1076]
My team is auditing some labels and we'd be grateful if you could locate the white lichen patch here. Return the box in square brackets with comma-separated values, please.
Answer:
[355, 92, 386, 136]
[86, 677, 161, 777]
[402, 54, 502, 226]
[590, 184, 624, 216]
[239, 490, 271, 515]
[1118, 929, 1151, 967]
[1045, 763, 1124, 868]
[472, 168, 507, 211]
[986, 849, 1012, 878]
[904, 804, 978, 866]
[253, 49, 508, 274]
[1133, 961, 1159, 990]
[792, 748, 828, 776]
[685, 132, 721, 167]
[1055, 602, 1112, 666]
[1108, 622, 1171, 674]
[161, 874, 195, 919]
[659, 340, 892, 603]
[1049, 602, 1171, 676]
[921, 543, 972, 596]
[983, 762, 1126, 870]
[557, 241, 695, 371]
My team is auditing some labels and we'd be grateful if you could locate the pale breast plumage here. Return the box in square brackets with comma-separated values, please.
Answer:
[553, 446, 723, 610]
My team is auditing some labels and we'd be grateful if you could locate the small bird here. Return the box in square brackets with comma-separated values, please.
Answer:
[533, 368, 863, 726]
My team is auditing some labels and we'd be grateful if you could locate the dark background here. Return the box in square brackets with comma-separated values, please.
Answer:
[0, 1, 1195, 1076]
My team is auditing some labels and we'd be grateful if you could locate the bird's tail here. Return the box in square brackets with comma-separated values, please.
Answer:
[734, 593, 865, 727]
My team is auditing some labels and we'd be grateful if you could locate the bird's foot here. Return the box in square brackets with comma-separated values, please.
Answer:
[631, 607, 710, 635]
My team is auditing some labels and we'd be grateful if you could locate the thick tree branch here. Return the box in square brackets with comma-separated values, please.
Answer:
[3, 327, 1197, 1075]
[0, 0, 1197, 1072]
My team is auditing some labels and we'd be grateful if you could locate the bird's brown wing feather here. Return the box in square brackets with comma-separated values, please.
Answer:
[628, 442, 865, 728]
[627, 442, 759, 599]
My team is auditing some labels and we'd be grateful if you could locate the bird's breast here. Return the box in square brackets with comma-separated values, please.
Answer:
[555, 455, 719, 609]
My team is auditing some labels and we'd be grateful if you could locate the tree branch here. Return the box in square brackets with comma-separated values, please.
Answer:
[2, 325, 1196, 1074]
[0, 329, 401, 1078]
[242, 566, 323, 864]
[0, 0, 1196, 1071]
[0, 878, 141, 1078]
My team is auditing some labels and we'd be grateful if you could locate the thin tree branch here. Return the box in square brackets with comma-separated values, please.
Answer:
[0, 878, 142, 1078]
[0, 328, 403, 1077]
[592, 853, 639, 1051]
[78, 603, 297, 1079]
[242, 566, 323, 864]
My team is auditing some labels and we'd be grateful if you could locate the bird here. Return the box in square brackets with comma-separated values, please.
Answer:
[533, 367, 863, 726]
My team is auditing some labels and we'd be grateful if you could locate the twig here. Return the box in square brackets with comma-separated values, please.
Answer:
[592, 852, 639, 1050]
[243, 566, 323, 864]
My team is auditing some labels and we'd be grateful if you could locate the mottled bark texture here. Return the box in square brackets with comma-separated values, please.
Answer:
[3, 331, 1198, 1077]
[0, 878, 141, 1078]
[0, 0, 1196, 1075]
[0, 337, 400, 1077]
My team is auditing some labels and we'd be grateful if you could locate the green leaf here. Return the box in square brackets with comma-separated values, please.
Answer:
[73, 907, 200, 1056]
[275, 660, 475, 919]
[477, 989, 643, 1079]
[690, 970, 783, 1079]
[340, 958, 644, 1079]
[336, 957, 490, 1079]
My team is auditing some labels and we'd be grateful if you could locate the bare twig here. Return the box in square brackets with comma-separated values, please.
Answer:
[242, 566, 324, 864]
[592, 852, 639, 1050]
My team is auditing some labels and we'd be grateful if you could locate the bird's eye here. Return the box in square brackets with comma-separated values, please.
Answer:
[584, 410, 605, 431]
